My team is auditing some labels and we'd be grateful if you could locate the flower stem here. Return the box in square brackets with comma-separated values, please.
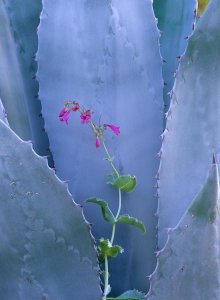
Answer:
[100, 138, 122, 299]
[102, 139, 120, 177]
[102, 255, 109, 300]
[110, 224, 116, 245]
[110, 189, 122, 244]
[116, 188, 122, 219]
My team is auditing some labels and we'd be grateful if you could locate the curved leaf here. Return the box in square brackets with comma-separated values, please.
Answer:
[86, 198, 116, 224]
[117, 215, 146, 234]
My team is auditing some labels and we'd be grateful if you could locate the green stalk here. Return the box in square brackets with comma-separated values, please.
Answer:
[102, 255, 109, 300]
[88, 120, 121, 299]
[102, 139, 119, 177]
[110, 189, 122, 244]
[100, 138, 122, 299]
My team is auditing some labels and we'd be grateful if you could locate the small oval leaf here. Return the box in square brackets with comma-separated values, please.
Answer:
[117, 215, 146, 234]
[113, 175, 137, 193]
[112, 289, 145, 300]
[98, 239, 124, 263]
[86, 198, 116, 224]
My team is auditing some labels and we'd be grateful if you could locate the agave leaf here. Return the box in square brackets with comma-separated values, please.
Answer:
[158, 0, 220, 248]
[147, 162, 220, 300]
[37, 0, 163, 293]
[1, 0, 52, 163]
[153, 0, 197, 112]
[0, 98, 9, 125]
[0, 1, 31, 140]
[0, 119, 101, 299]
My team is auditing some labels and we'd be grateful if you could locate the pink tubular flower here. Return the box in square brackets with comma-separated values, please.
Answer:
[96, 136, 101, 148]
[104, 124, 120, 136]
[72, 101, 80, 111]
[72, 103, 80, 111]
[80, 111, 92, 124]
[59, 107, 71, 124]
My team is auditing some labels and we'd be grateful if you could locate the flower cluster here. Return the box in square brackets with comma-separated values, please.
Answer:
[59, 100, 120, 148]
[59, 101, 80, 124]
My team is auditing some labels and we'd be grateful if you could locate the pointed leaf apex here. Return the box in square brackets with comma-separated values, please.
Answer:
[212, 153, 217, 165]
[189, 161, 219, 223]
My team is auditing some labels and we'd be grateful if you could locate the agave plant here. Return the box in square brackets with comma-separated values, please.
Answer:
[0, 0, 218, 299]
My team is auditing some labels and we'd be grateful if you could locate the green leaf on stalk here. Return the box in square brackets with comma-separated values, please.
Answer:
[98, 239, 124, 264]
[107, 289, 145, 300]
[107, 173, 119, 185]
[108, 174, 137, 193]
[86, 198, 115, 224]
[106, 297, 139, 300]
[117, 215, 146, 234]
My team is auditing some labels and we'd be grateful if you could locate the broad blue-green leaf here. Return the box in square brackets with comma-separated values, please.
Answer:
[86, 198, 116, 224]
[117, 215, 146, 234]
[0, 119, 101, 299]
[147, 163, 220, 300]
[0, 1, 31, 140]
[1, 0, 52, 163]
[0, 98, 9, 125]
[158, 0, 220, 249]
[153, 0, 197, 112]
[37, 0, 163, 293]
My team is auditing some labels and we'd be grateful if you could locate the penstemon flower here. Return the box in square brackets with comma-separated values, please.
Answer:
[59, 100, 146, 300]
[72, 101, 80, 111]
[59, 101, 80, 124]
[80, 110, 92, 124]
[59, 107, 71, 124]
[96, 136, 101, 148]
[104, 124, 120, 136]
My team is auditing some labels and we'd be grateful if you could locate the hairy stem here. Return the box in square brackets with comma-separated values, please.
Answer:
[102, 255, 109, 300]
[116, 188, 122, 219]
[110, 189, 122, 244]
[100, 138, 123, 298]
[102, 139, 120, 177]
